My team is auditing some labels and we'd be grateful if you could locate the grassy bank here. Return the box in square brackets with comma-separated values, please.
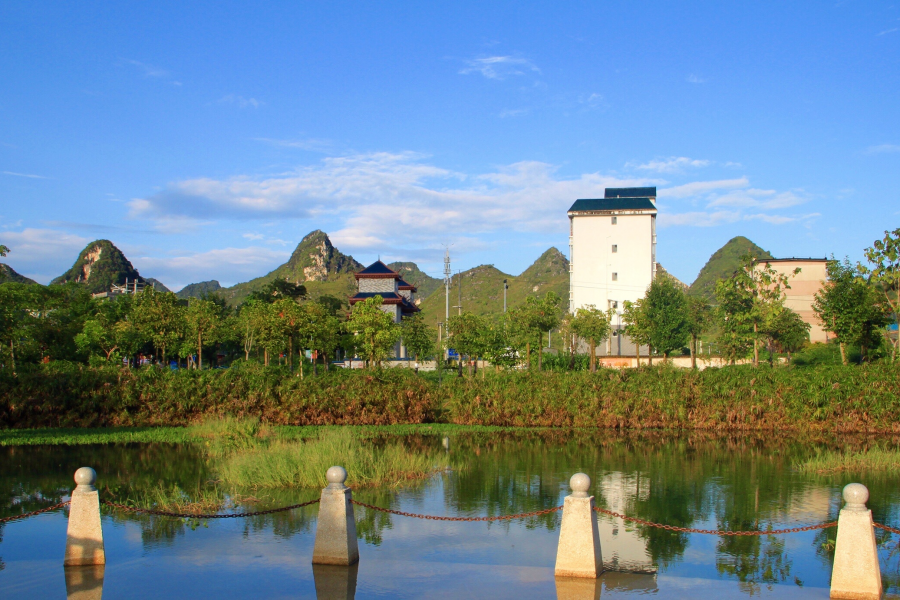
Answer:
[2, 362, 900, 433]
[795, 447, 900, 474]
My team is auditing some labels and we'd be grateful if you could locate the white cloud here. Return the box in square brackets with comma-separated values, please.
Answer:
[499, 108, 528, 118]
[878, 27, 898, 36]
[659, 211, 740, 227]
[865, 143, 900, 154]
[628, 157, 711, 174]
[122, 59, 169, 78]
[218, 94, 263, 109]
[254, 137, 334, 152]
[3, 171, 51, 179]
[0, 228, 89, 283]
[242, 233, 265, 241]
[459, 56, 541, 80]
[706, 189, 806, 210]
[686, 74, 707, 84]
[578, 93, 605, 110]
[134, 246, 291, 290]
[659, 178, 749, 198]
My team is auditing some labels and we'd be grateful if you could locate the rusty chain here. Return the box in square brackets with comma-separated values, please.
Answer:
[0, 501, 70, 524]
[874, 522, 900, 535]
[351, 500, 563, 521]
[592, 506, 836, 536]
[101, 498, 319, 519]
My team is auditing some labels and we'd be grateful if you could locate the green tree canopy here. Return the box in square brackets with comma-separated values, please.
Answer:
[570, 304, 611, 372]
[401, 313, 435, 365]
[644, 275, 690, 359]
[346, 296, 400, 368]
[860, 228, 900, 361]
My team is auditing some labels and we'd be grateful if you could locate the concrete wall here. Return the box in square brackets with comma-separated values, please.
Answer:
[569, 211, 655, 320]
[761, 259, 829, 343]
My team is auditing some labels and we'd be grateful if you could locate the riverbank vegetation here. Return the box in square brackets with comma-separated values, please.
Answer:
[795, 447, 900, 475]
[2, 362, 900, 433]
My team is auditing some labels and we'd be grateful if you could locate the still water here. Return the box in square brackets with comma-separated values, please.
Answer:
[1, 431, 899, 599]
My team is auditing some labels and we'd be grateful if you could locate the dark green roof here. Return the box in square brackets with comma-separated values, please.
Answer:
[605, 187, 657, 198]
[568, 198, 656, 212]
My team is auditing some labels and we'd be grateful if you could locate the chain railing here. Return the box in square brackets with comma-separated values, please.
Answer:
[350, 499, 563, 521]
[591, 505, 836, 536]
[0, 501, 71, 524]
[874, 522, 900, 535]
[101, 498, 319, 519]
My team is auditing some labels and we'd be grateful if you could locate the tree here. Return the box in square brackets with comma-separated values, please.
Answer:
[401, 313, 434, 370]
[75, 319, 121, 363]
[644, 275, 690, 360]
[622, 299, 653, 365]
[570, 305, 611, 372]
[813, 258, 889, 364]
[248, 279, 307, 304]
[346, 296, 400, 368]
[184, 298, 226, 369]
[0, 243, 7, 256]
[447, 312, 486, 377]
[0, 283, 35, 375]
[256, 302, 289, 366]
[130, 288, 185, 364]
[507, 291, 562, 371]
[685, 296, 713, 369]
[715, 255, 797, 366]
[861, 228, 900, 361]
[237, 300, 269, 361]
[769, 309, 810, 364]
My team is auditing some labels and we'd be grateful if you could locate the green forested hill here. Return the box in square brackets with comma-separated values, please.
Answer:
[221, 230, 364, 305]
[387, 261, 442, 298]
[417, 247, 569, 325]
[176, 280, 222, 299]
[688, 236, 774, 299]
[51, 239, 144, 294]
[0, 264, 38, 284]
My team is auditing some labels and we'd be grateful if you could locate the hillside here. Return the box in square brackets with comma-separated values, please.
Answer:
[0, 264, 38, 285]
[144, 278, 171, 293]
[176, 280, 222, 299]
[688, 236, 774, 300]
[222, 230, 363, 305]
[387, 261, 442, 298]
[51, 239, 144, 294]
[417, 247, 569, 325]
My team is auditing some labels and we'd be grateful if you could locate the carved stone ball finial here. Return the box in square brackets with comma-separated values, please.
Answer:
[842, 483, 869, 511]
[326, 466, 348, 489]
[74, 467, 97, 491]
[569, 473, 591, 498]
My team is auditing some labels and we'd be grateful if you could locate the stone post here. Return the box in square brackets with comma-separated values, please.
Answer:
[830, 483, 882, 600]
[555, 473, 603, 579]
[312, 466, 359, 566]
[64, 467, 105, 567]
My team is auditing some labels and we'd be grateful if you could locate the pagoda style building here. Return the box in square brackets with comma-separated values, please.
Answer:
[349, 261, 419, 358]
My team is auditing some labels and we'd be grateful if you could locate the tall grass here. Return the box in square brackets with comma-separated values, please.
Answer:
[3, 361, 900, 433]
[795, 447, 900, 474]
[216, 428, 451, 489]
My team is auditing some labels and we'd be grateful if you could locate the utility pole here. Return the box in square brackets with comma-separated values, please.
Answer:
[444, 248, 451, 361]
[503, 279, 508, 313]
[457, 270, 462, 316]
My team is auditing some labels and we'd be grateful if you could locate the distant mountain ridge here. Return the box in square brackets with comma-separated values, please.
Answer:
[386, 262, 442, 298]
[0, 264, 38, 285]
[176, 280, 222, 299]
[688, 236, 774, 300]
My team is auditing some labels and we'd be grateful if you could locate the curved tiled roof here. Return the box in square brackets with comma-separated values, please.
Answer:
[397, 278, 417, 291]
[568, 198, 656, 212]
[355, 260, 401, 279]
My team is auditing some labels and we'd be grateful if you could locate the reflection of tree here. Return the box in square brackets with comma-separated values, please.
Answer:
[716, 535, 791, 584]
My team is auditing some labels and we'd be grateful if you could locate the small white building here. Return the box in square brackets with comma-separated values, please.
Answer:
[568, 187, 657, 355]
[348, 261, 419, 358]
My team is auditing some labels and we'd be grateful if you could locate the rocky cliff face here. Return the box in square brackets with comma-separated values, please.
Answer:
[286, 230, 363, 282]
[51, 240, 144, 294]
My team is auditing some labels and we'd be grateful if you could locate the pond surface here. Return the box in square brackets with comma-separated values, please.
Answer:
[1, 431, 900, 599]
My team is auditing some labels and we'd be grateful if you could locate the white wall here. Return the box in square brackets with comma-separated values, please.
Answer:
[569, 212, 655, 315]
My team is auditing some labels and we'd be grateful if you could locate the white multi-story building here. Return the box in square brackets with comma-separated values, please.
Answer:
[568, 187, 657, 355]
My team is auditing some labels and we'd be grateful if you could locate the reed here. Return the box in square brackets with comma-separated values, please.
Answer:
[795, 447, 900, 474]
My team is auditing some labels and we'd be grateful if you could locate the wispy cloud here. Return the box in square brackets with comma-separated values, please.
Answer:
[628, 157, 711, 174]
[659, 178, 749, 198]
[865, 143, 900, 154]
[0, 228, 90, 283]
[459, 56, 541, 80]
[577, 93, 605, 110]
[499, 108, 528, 118]
[660, 211, 740, 227]
[686, 74, 707, 84]
[706, 188, 807, 210]
[255, 137, 334, 152]
[218, 94, 263, 109]
[878, 27, 898, 36]
[242, 233, 265, 241]
[122, 59, 169, 78]
[2, 170, 51, 179]
[134, 246, 291, 290]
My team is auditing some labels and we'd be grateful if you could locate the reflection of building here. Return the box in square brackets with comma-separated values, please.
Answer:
[596, 472, 653, 572]
[568, 187, 657, 356]
[758, 258, 828, 343]
[348, 261, 419, 357]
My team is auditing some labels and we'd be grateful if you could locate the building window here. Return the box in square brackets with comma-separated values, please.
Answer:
[611, 300, 618, 309]
[612, 272, 618, 281]
[611, 244, 617, 253]
[611, 216, 617, 225]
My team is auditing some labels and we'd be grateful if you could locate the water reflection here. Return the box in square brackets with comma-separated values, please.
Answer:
[313, 563, 358, 600]
[64, 565, 104, 600]
[1, 430, 900, 596]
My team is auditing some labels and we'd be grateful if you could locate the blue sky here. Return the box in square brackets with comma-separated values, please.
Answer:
[1, 1, 898, 290]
